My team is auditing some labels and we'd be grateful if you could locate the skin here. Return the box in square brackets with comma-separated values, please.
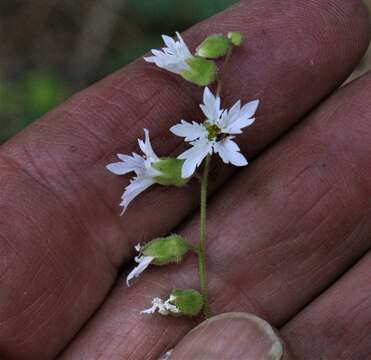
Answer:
[0, 0, 370, 359]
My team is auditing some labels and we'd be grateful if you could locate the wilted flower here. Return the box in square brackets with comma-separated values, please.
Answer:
[126, 243, 154, 287]
[141, 289, 203, 317]
[126, 235, 191, 286]
[140, 295, 180, 316]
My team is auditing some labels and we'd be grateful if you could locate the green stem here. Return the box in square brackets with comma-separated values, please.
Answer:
[216, 44, 233, 97]
[198, 154, 211, 318]
[197, 44, 235, 318]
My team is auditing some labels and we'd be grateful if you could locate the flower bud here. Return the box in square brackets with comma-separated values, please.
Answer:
[180, 56, 217, 86]
[228, 31, 244, 46]
[142, 234, 191, 266]
[196, 34, 231, 59]
[153, 158, 189, 186]
[169, 289, 203, 317]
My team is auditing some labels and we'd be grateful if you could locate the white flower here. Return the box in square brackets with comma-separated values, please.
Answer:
[106, 129, 161, 214]
[140, 295, 180, 316]
[144, 32, 193, 75]
[170, 87, 259, 178]
[126, 243, 154, 287]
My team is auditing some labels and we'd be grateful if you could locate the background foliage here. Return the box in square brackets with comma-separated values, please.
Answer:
[0, 0, 370, 144]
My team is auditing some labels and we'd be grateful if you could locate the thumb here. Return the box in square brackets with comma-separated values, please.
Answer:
[168, 312, 290, 360]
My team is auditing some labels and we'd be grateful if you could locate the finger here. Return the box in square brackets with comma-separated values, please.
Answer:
[282, 251, 371, 359]
[1, 0, 369, 358]
[59, 73, 371, 358]
[282, 74, 371, 360]
[170, 313, 290, 360]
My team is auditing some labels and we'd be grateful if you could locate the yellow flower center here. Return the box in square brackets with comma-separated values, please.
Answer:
[205, 122, 221, 141]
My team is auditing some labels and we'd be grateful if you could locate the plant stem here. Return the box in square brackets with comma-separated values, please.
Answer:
[198, 154, 211, 318]
[198, 44, 234, 318]
[216, 44, 233, 96]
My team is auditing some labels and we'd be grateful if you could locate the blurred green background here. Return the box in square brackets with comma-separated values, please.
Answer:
[0, 0, 239, 144]
[0, 0, 370, 144]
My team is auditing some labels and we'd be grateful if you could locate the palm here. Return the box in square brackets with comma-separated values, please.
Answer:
[1, 0, 370, 359]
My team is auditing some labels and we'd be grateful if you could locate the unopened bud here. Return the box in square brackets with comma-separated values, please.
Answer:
[228, 32, 244, 46]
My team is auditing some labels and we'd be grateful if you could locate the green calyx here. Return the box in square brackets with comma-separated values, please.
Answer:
[142, 234, 191, 266]
[170, 289, 204, 317]
[153, 158, 189, 186]
[228, 32, 244, 46]
[180, 56, 217, 86]
[196, 34, 231, 59]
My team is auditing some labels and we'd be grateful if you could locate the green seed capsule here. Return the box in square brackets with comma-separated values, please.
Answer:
[142, 234, 191, 266]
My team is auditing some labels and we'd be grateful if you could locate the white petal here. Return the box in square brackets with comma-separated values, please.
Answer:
[126, 255, 154, 287]
[200, 87, 222, 124]
[140, 302, 159, 315]
[107, 153, 146, 176]
[170, 120, 206, 142]
[214, 138, 248, 167]
[143, 55, 155, 63]
[106, 162, 131, 175]
[162, 35, 176, 49]
[176, 32, 192, 58]
[120, 177, 155, 214]
[225, 117, 256, 135]
[178, 140, 212, 178]
[221, 99, 259, 134]
[138, 129, 159, 162]
[240, 99, 259, 119]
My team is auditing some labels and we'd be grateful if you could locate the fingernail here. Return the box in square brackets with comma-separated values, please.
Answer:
[170, 312, 289, 359]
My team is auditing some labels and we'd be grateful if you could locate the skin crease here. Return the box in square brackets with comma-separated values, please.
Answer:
[0, 0, 370, 359]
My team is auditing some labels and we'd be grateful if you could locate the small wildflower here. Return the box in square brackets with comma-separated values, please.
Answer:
[170, 87, 259, 178]
[106, 129, 160, 214]
[107, 129, 188, 214]
[144, 32, 217, 86]
[144, 32, 193, 75]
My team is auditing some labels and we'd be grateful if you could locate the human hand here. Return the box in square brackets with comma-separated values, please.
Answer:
[1, 0, 370, 359]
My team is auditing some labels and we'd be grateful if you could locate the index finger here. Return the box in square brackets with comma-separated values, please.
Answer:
[0, 0, 369, 358]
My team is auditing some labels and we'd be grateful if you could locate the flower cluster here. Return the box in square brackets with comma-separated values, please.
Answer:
[107, 31, 259, 318]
